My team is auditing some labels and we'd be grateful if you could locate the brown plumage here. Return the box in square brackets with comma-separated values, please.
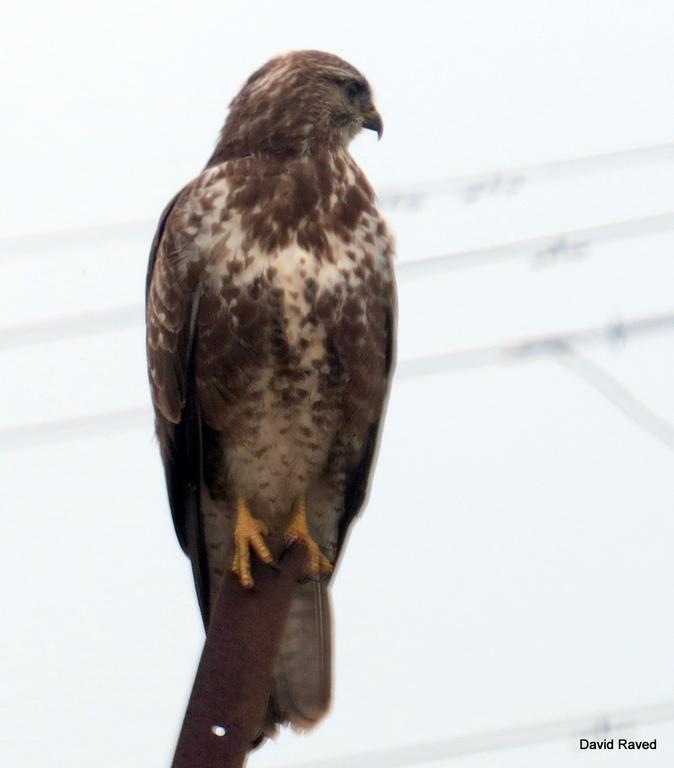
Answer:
[146, 50, 396, 743]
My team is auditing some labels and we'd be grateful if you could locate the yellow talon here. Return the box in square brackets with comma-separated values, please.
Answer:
[231, 497, 273, 588]
[284, 497, 333, 578]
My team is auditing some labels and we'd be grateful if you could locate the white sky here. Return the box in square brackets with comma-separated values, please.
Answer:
[3, 2, 674, 767]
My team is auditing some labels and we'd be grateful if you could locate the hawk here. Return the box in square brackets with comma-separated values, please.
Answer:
[146, 50, 396, 738]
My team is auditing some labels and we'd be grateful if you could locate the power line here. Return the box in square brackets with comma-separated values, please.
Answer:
[2, 310, 673, 451]
[395, 310, 674, 378]
[399, 210, 674, 279]
[380, 141, 674, 209]
[396, 314, 674, 455]
[0, 305, 142, 349]
[556, 347, 674, 453]
[0, 407, 151, 451]
[0, 219, 153, 260]
[4, 210, 674, 351]
[276, 700, 674, 768]
[2, 141, 674, 258]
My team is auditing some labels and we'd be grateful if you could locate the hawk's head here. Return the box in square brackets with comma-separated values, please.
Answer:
[211, 51, 383, 163]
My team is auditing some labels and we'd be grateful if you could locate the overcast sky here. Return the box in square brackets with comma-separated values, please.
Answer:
[3, 2, 674, 767]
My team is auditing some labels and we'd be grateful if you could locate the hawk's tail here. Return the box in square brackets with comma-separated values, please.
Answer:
[258, 580, 332, 742]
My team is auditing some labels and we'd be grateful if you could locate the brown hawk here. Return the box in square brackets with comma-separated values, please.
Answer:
[146, 50, 396, 738]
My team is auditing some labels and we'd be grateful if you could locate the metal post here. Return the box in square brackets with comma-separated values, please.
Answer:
[171, 540, 306, 768]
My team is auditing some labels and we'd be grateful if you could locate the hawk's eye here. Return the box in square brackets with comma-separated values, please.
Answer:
[345, 80, 366, 104]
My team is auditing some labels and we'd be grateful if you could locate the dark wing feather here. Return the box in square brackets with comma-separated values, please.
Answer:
[145, 192, 181, 300]
[146, 191, 212, 627]
[337, 302, 395, 559]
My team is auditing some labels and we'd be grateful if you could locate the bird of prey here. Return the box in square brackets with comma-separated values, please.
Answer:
[146, 50, 396, 737]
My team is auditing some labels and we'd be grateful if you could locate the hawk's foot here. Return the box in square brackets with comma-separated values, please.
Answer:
[284, 497, 333, 579]
[231, 497, 273, 589]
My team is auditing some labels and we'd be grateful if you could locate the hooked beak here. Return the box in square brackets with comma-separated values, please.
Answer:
[362, 109, 383, 140]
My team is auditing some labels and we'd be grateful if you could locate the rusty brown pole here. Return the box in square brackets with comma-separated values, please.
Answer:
[171, 540, 306, 768]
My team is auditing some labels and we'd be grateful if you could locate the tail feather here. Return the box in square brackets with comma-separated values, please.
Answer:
[259, 580, 332, 741]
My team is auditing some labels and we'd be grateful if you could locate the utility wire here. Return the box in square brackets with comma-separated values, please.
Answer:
[395, 310, 674, 378]
[380, 141, 674, 209]
[0, 305, 142, 349]
[4, 210, 674, 351]
[399, 210, 674, 279]
[0, 220, 152, 260]
[276, 700, 674, 768]
[2, 311, 673, 452]
[556, 346, 674, 453]
[0, 407, 150, 451]
[2, 141, 674, 257]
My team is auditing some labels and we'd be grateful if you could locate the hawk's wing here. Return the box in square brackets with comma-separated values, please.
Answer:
[146, 190, 212, 626]
[337, 299, 396, 561]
